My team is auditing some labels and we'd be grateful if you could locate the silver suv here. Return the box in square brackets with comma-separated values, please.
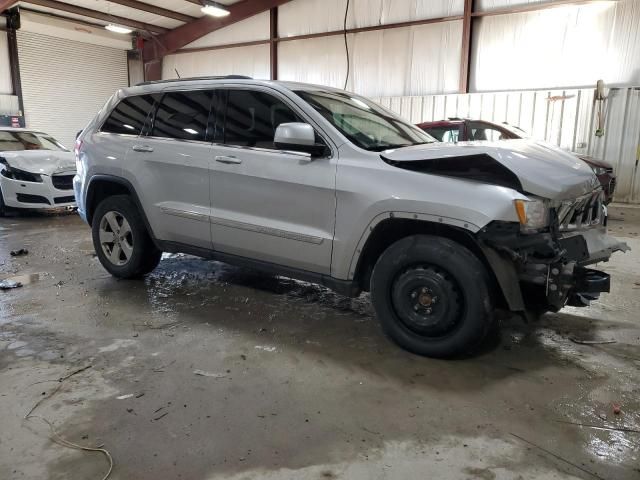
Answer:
[74, 76, 628, 357]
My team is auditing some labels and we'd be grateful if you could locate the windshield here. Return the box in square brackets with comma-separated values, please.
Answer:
[0, 130, 68, 152]
[295, 90, 435, 152]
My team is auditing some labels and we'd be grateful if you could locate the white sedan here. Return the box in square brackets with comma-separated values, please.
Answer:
[0, 128, 76, 215]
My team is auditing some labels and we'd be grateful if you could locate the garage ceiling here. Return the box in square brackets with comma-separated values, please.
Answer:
[1, 0, 244, 34]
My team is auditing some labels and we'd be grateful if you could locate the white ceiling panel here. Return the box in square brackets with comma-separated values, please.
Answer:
[19, 0, 185, 29]
[20, 4, 112, 27]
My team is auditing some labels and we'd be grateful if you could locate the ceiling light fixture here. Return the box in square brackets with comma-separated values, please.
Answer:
[201, 2, 230, 17]
[105, 24, 133, 34]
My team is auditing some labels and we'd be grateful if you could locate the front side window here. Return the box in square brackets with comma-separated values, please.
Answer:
[102, 94, 156, 135]
[151, 90, 213, 142]
[295, 90, 435, 152]
[0, 130, 68, 151]
[223, 90, 302, 149]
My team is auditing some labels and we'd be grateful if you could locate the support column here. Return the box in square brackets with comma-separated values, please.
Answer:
[459, 0, 474, 93]
[270, 7, 278, 80]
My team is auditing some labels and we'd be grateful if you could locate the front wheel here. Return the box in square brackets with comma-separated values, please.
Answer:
[92, 195, 161, 278]
[0, 187, 8, 217]
[370, 235, 493, 358]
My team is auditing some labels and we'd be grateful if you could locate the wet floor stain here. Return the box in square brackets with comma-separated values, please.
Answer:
[1, 211, 639, 479]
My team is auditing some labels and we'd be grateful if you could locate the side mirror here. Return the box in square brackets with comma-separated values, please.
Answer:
[274, 122, 328, 157]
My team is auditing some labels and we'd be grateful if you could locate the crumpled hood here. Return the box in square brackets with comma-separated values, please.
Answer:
[0, 150, 76, 175]
[381, 139, 600, 201]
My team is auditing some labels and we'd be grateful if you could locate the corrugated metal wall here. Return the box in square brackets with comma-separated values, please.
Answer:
[0, 27, 12, 96]
[17, 30, 128, 148]
[375, 87, 640, 203]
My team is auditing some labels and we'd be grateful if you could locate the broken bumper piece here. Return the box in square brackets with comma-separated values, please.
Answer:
[478, 222, 629, 312]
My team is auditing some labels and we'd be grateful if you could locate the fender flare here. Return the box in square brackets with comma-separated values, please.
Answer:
[347, 210, 481, 279]
[86, 174, 158, 246]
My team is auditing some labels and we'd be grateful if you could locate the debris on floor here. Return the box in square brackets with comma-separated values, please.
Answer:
[0, 279, 22, 290]
[10, 248, 29, 257]
[569, 337, 617, 345]
[193, 369, 227, 378]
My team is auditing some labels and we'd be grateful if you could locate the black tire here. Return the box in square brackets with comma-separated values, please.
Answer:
[370, 235, 493, 358]
[92, 195, 161, 278]
[0, 187, 7, 217]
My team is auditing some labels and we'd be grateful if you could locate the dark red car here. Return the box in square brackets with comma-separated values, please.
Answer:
[417, 118, 616, 203]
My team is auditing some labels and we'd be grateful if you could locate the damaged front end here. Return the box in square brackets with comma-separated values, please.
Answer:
[478, 189, 629, 314]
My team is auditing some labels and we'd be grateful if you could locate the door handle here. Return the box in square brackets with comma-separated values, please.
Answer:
[132, 145, 154, 153]
[215, 155, 242, 165]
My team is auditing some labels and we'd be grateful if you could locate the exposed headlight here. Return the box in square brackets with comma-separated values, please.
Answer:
[0, 165, 43, 182]
[514, 198, 550, 233]
[591, 166, 608, 175]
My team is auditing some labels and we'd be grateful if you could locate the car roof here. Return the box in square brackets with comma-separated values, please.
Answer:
[124, 76, 351, 97]
[417, 119, 465, 128]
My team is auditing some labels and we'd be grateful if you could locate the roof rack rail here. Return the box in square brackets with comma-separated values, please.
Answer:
[136, 75, 253, 86]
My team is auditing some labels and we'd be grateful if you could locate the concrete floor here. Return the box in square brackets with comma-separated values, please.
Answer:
[1, 206, 639, 480]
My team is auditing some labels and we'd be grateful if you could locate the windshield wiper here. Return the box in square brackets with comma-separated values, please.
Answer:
[370, 141, 434, 152]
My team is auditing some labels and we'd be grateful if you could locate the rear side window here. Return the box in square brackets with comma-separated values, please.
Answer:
[426, 126, 461, 142]
[224, 90, 301, 149]
[102, 94, 155, 135]
[468, 122, 509, 141]
[151, 90, 213, 142]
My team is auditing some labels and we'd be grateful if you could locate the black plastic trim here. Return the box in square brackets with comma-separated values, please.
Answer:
[17, 193, 49, 205]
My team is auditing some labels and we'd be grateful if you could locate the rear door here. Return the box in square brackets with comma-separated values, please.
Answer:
[125, 88, 216, 248]
[209, 87, 336, 274]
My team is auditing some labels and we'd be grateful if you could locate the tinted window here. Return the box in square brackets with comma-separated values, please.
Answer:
[224, 90, 301, 149]
[151, 90, 213, 142]
[102, 95, 155, 135]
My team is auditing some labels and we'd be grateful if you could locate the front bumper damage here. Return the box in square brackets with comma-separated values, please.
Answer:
[478, 222, 629, 313]
[0, 171, 77, 209]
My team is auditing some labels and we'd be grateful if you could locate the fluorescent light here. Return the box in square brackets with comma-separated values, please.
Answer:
[183, 128, 198, 135]
[105, 24, 133, 34]
[201, 3, 230, 17]
[123, 124, 135, 130]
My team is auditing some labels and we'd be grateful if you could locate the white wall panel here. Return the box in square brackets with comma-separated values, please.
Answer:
[185, 11, 270, 48]
[279, 20, 462, 97]
[0, 30, 12, 95]
[162, 44, 270, 80]
[279, 0, 463, 37]
[476, 0, 553, 12]
[471, 0, 640, 91]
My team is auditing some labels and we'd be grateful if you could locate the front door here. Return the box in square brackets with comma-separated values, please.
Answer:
[210, 88, 336, 274]
[126, 89, 215, 248]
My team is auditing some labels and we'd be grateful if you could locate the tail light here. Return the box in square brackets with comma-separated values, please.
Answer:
[74, 138, 84, 175]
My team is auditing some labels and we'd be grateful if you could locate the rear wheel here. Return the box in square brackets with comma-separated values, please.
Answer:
[370, 235, 493, 358]
[92, 195, 161, 278]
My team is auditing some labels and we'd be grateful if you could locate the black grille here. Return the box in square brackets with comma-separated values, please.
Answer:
[52, 174, 74, 190]
[17, 193, 50, 205]
[54, 195, 76, 204]
[556, 190, 604, 230]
